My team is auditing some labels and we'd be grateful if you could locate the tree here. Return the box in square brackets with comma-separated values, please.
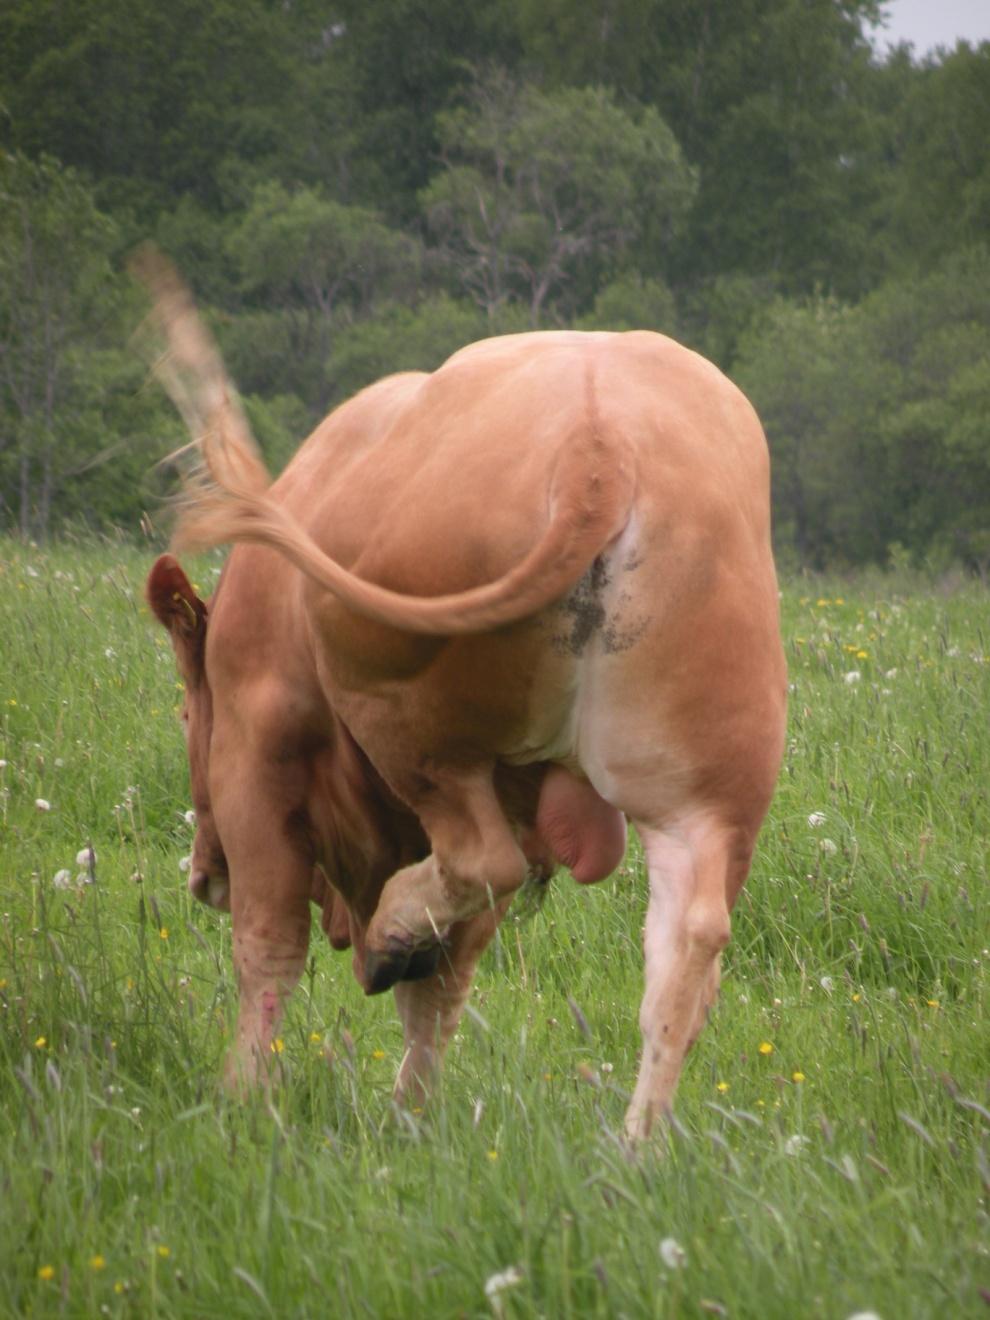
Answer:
[225, 182, 421, 412]
[736, 248, 990, 569]
[421, 73, 695, 323]
[0, 155, 128, 536]
[878, 42, 990, 273]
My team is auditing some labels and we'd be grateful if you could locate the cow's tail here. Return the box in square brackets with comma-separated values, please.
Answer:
[134, 248, 633, 636]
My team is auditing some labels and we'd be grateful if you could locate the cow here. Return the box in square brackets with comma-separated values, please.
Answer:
[141, 254, 786, 1139]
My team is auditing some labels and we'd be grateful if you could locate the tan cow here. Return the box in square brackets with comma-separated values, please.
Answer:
[142, 258, 786, 1138]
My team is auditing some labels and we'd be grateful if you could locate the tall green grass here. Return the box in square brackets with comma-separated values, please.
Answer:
[1, 540, 988, 1317]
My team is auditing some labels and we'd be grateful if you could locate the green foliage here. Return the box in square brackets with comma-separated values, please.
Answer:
[1, 545, 989, 1315]
[577, 274, 679, 334]
[0, 0, 987, 565]
[422, 74, 695, 322]
[736, 248, 990, 568]
[326, 296, 495, 400]
[0, 154, 179, 538]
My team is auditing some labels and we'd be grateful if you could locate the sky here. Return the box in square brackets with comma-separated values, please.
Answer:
[871, 0, 990, 55]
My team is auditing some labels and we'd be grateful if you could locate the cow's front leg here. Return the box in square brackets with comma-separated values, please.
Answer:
[392, 902, 509, 1108]
[362, 767, 528, 993]
[213, 766, 313, 1093]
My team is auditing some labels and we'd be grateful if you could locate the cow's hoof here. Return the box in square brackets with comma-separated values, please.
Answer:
[403, 943, 443, 982]
[364, 947, 411, 995]
[363, 942, 443, 994]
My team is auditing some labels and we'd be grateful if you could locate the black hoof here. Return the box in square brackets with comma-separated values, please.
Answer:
[363, 941, 444, 995]
[403, 943, 443, 983]
[364, 948, 410, 995]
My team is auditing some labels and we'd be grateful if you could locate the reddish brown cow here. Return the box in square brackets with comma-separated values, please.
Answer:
[143, 260, 785, 1138]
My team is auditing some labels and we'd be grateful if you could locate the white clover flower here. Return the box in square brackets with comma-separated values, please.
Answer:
[0, 759, 7, 769]
[183, 809, 196, 826]
[659, 1237, 687, 1270]
[819, 976, 834, 993]
[75, 846, 96, 867]
[178, 855, 192, 873]
[484, 1266, 523, 1307]
[807, 811, 826, 828]
[884, 668, 898, 679]
[35, 798, 51, 812]
[843, 671, 861, 685]
[53, 869, 72, 890]
[104, 647, 117, 660]
[820, 838, 838, 855]
[784, 1134, 810, 1156]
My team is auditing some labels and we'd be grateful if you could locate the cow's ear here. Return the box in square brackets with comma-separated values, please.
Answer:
[146, 554, 208, 683]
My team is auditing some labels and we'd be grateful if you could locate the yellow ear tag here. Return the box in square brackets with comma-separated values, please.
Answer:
[172, 591, 198, 629]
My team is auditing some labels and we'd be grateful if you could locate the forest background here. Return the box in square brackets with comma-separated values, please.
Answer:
[1, 0, 988, 572]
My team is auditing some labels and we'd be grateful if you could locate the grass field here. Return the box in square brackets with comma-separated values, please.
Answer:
[1, 538, 988, 1318]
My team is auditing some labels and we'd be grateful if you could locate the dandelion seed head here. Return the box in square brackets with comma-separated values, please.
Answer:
[659, 1237, 687, 1270]
[75, 846, 96, 867]
[35, 798, 51, 812]
[807, 811, 826, 828]
[53, 869, 72, 890]
[484, 1265, 523, 1302]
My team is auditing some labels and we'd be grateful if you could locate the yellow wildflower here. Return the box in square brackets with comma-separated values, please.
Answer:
[487, 1149, 499, 1161]
[758, 1041, 774, 1056]
[371, 1048, 386, 1060]
[159, 927, 169, 940]
[309, 1031, 322, 1043]
[90, 1255, 106, 1271]
[716, 1081, 730, 1093]
[34, 1036, 46, 1049]
[792, 1072, 806, 1084]
[37, 1265, 55, 1281]
[852, 992, 861, 1003]
[270, 1038, 284, 1055]
[156, 1245, 171, 1259]
[926, 999, 939, 1009]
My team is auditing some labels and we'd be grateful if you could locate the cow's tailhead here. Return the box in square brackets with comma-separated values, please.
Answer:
[147, 554, 230, 910]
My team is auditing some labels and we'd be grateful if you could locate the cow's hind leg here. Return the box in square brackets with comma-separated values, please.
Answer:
[363, 766, 529, 993]
[392, 902, 509, 1108]
[624, 815, 753, 1141]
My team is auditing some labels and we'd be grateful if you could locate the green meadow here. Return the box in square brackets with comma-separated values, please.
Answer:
[1, 538, 988, 1318]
